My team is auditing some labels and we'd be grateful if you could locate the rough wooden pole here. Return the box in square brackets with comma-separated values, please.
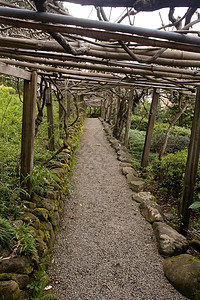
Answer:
[124, 89, 134, 148]
[20, 71, 37, 195]
[180, 87, 200, 235]
[141, 88, 159, 167]
[46, 84, 55, 151]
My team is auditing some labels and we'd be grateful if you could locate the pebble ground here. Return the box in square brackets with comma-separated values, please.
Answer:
[48, 118, 187, 300]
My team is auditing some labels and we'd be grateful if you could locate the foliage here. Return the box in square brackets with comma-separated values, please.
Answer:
[129, 129, 157, 164]
[14, 224, 39, 261]
[0, 218, 15, 251]
[28, 263, 59, 300]
[149, 149, 188, 199]
[151, 133, 190, 154]
[153, 123, 191, 137]
[131, 115, 148, 131]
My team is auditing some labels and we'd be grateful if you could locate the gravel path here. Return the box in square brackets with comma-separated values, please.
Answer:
[49, 118, 187, 300]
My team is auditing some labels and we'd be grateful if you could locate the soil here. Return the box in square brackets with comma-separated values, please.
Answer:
[48, 118, 187, 300]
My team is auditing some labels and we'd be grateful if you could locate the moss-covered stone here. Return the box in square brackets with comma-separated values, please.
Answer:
[23, 201, 36, 210]
[46, 191, 58, 200]
[18, 212, 40, 230]
[0, 273, 29, 289]
[0, 256, 32, 274]
[33, 208, 49, 221]
[38, 198, 56, 212]
[163, 254, 200, 299]
[31, 193, 42, 204]
[35, 236, 48, 257]
[0, 280, 20, 300]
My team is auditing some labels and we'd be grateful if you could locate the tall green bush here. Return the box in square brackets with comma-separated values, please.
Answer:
[150, 149, 188, 198]
[151, 133, 189, 154]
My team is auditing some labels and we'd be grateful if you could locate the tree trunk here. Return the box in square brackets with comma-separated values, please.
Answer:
[124, 89, 134, 148]
[141, 88, 159, 167]
[180, 87, 200, 235]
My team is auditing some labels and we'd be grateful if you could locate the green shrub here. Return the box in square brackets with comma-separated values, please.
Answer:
[149, 149, 188, 198]
[153, 123, 191, 137]
[131, 115, 148, 131]
[129, 130, 146, 162]
[151, 133, 189, 154]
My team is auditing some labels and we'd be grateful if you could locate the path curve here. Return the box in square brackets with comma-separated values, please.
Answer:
[49, 118, 187, 300]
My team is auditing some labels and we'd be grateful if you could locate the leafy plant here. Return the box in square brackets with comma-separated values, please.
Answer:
[0, 218, 15, 251]
[28, 264, 59, 300]
[14, 224, 39, 262]
[149, 149, 188, 199]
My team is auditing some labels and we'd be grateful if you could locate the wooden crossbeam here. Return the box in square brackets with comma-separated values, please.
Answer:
[0, 61, 31, 80]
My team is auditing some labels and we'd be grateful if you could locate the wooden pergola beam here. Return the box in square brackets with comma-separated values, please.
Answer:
[0, 61, 31, 80]
[0, 16, 200, 54]
[56, 0, 200, 10]
[1, 53, 200, 82]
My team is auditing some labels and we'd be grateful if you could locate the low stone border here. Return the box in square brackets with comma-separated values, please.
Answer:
[0, 117, 83, 300]
[100, 118, 200, 300]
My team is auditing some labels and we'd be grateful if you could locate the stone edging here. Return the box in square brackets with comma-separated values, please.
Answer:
[100, 118, 200, 300]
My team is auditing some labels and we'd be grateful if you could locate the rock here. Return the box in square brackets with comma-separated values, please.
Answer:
[36, 198, 56, 212]
[19, 212, 40, 230]
[122, 167, 138, 176]
[132, 191, 153, 204]
[36, 236, 48, 257]
[33, 208, 49, 221]
[31, 193, 42, 204]
[129, 180, 145, 192]
[153, 222, 188, 257]
[118, 155, 132, 163]
[139, 201, 163, 223]
[46, 191, 58, 200]
[163, 254, 200, 299]
[23, 201, 36, 210]
[51, 211, 60, 227]
[0, 273, 29, 289]
[117, 149, 127, 157]
[52, 168, 66, 178]
[0, 280, 20, 300]
[119, 162, 132, 168]
[40, 222, 55, 249]
[189, 240, 200, 252]
[126, 173, 140, 184]
[0, 256, 32, 274]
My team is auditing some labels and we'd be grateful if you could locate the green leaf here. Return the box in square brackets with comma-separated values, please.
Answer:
[189, 201, 200, 210]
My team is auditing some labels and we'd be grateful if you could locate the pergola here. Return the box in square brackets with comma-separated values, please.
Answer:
[0, 0, 200, 233]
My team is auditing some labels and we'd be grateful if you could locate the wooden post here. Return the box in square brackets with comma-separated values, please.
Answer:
[20, 71, 37, 195]
[141, 88, 159, 167]
[180, 87, 200, 235]
[46, 84, 55, 151]
[124, 89, 134, 148]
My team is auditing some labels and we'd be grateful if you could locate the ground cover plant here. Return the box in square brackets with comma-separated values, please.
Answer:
[0, 81, 84, 299]
[129, 91, 200, 235]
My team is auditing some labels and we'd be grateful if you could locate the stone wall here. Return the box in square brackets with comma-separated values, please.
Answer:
[0, 121, 83, 300]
